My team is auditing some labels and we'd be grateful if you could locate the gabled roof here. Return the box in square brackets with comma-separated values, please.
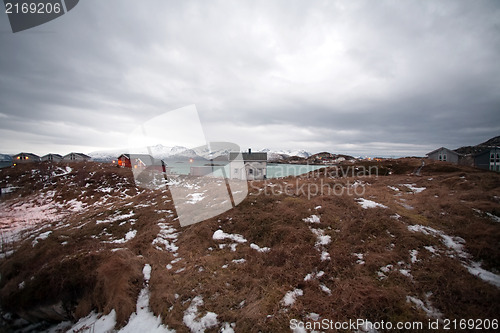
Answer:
[426, 147, 461, 157]
[63, 152, 91, 159]
[41, 153, 63, 158]
[229, 152, 267, 162]
[13, 152, 40, 158]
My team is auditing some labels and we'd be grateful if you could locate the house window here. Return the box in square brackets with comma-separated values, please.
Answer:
[438, 154, 442, 161]
[491, 153, 495, 163]
[442, 154, 447, 161]
[249, 169, 253, 174]
[234, 169, 238, 174]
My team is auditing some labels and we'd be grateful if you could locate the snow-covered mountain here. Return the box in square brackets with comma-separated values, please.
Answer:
[89, 145, 312, 162]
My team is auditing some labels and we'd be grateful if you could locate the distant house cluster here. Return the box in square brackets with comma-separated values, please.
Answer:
[426, 146, 500, 172]
[0, 152, 91, 168]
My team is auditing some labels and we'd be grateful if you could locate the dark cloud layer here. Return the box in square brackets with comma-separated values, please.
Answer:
[1, 0, 499, 156]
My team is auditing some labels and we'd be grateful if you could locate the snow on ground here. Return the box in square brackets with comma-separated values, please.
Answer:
[410, 250, 419, 264]
[355, 198, 388, 209]
[401, 184, 426, 193]
[250, 243, 270, 253]
[0, 193, 65, 245]
[408, 224, 500, 288]
[153, 221, 179, 253]
[486, 212, 500, 223]
[281, 288, 303, 307]
[212, 230, 247, 243]
[302, 215, 320, 223]
[304, 271, 324, 281]
[406, 294, 443, 319]
[310, 228, 331, 247]
[66, 264, 175, 333]
[96, 211, 135, 224]
[32, 231, 52, 247]
[186, 192, 206, 204]
[353, 253, 365, 265]
[183, 296, 218, 333]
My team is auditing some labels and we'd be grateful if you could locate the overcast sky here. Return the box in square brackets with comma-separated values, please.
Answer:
[0, 0, 499, 157]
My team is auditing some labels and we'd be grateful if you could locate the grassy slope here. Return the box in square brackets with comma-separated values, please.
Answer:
[0, 160, 499, 332]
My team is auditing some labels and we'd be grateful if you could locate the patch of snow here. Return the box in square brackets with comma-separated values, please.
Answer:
[232, 258, 246, 264]
[303, 215, 321, 223]
[212, 229, 247, 243]
[401, 184, 426, 193]
[310, 228, 331, 247]
[387, 186, 400, 191]
[407, 295, 443, 319]
[486, 212, 500, 223]
[320, 251, 331, 261]
[410, 250, 419, 263]
[320, 284, 331, 295]
[69, 311, 117, 333]
[186, 192, 205, 204]
[353, 253, 365, 265]
[314, 206, 322, 210]
[250, 243, 270, 253]
[356, 198, 388, 209]
[183, 296, 218, 333]
[96, 211, 135, 224]
[32, 231, 52, 247]
[281, 288, 303, 306]
[220, 322, 235, 333]
[464, 262, 500, 288]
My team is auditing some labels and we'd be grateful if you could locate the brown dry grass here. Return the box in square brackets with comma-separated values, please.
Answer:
[1, 159, 499, 332]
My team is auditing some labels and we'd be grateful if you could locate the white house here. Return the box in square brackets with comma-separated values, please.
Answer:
[229, 149, 267, 180]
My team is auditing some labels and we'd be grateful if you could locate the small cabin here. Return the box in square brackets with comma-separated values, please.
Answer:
[426, 147, 461, 164]
[41, 153, 63, 163]
[229, 149, 267, 180]
[62, 152, 91, 162]
[474, 147, 500, 172]
[12, 152, 41, 164]
[117, 154, 167, 172]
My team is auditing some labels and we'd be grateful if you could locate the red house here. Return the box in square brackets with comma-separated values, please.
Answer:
[117, 154, 167, 172]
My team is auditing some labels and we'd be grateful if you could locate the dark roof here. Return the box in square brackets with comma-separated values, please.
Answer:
[41, 153, 63, 158]
[426, 147, 461, 156]
[13, 152, 40, 158]
[229, 152, 267, 161]
[473, 146, 500, 158]
[63, 152, 91, 159]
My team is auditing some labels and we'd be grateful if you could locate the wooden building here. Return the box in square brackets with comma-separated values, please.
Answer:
[474, 147, 500, 172]
[41, 153, 63, 162]
[229, 149, 267, 180]
[12, 152, 40, 164]
[426, 147, 461, 164]
[62, 152, 91, 162]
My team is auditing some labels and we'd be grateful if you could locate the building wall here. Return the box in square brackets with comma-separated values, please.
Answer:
[41, 155, 62, 162]
[475, 148, 500, 172]
[231, 161, 267, 180]
[427, 148, 459, 164]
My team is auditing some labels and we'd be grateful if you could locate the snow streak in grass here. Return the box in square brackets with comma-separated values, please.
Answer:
[408, 224, 500, 288]
[356, 198, 388, 209]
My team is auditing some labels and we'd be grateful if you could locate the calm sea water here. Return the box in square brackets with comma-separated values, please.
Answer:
[166, 161, 325, 178]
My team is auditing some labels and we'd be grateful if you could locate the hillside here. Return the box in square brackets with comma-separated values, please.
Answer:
[454, 135, 500, 155]
[0, 160, 499, 332]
